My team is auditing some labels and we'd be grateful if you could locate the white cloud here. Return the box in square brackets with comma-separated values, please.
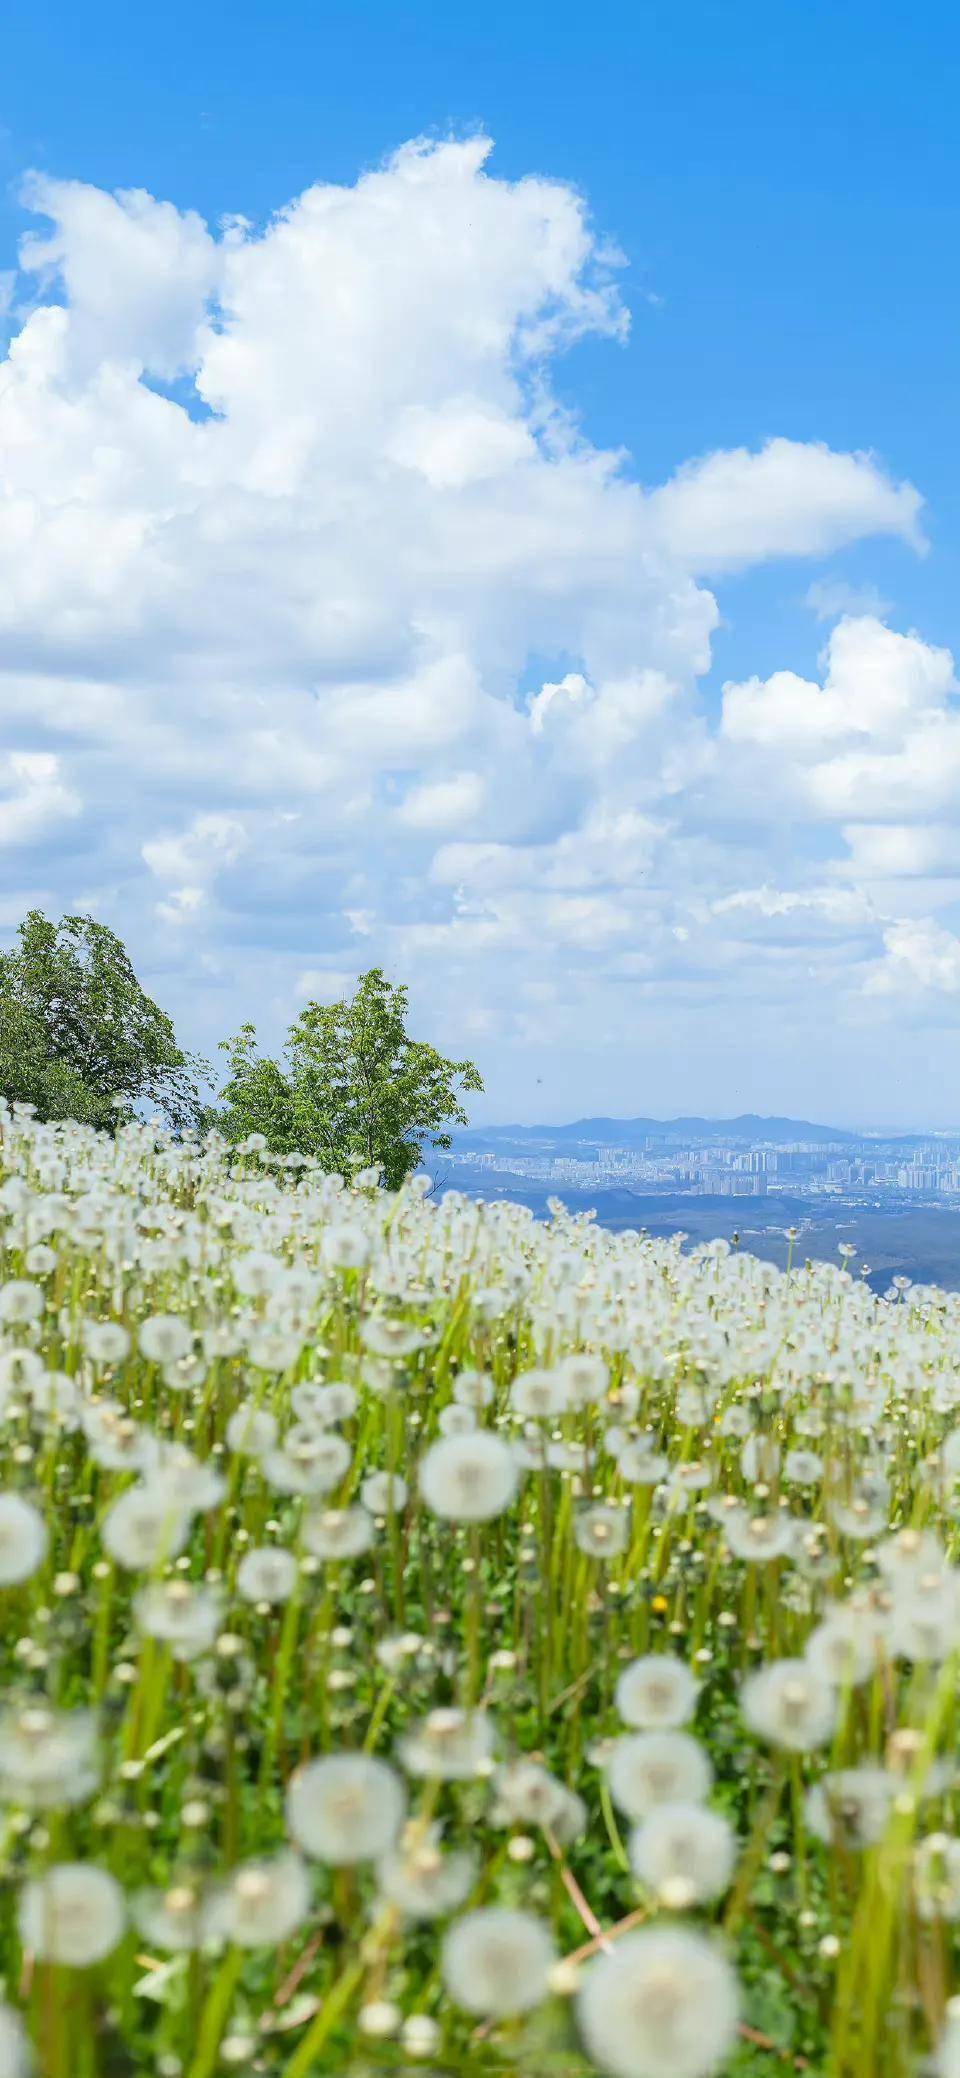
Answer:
[865, 919, 960, 997]
[18, 175, 219, 381]
[387, 400, 536, 489]
[721, 617, 954, 759]
[838, 824, 960, 881]
[143, 813, 247, 887]
[647, 439, 922, 574]
[0, 753, 80, 849]
[715, 607, 960, 946]
[143, 813, 247, 928]
[806, 578, 892, 622]
[712, 886, 875, 928]
[156, 886, 206, 928]
[529, 672, 591, 734]
[295, 967, 356, 1003]
[0, 133, 950, 1105]
[397, 772, 487, 830]
[712, 621, 960, 1007]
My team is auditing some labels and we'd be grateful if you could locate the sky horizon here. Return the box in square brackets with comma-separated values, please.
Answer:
[3, 1, 960, 1129]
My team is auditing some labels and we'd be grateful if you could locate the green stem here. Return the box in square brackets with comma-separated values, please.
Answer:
[281, 1957, 366, 2078]
[185, 1946, 244, 2078]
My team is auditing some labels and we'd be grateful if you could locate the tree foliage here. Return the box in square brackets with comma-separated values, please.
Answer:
[215, 968, 483, 1186]
[0, 911, 203, 1132]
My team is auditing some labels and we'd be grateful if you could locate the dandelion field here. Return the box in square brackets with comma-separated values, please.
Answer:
[2, 1111, 960, 2075]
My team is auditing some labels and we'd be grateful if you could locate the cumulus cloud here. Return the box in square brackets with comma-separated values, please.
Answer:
[721, 617, 954, 759]
[0, 132, 950, 1103]
[718, 619, 960, 858]
[865, 919, 960, 997]
[839, 824, 960, 881]
[647, 439, 922, 575]
[18, 175, 219, 380]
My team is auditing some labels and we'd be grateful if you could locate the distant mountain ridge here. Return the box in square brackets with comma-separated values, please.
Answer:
[451, 1112, 860, 1151]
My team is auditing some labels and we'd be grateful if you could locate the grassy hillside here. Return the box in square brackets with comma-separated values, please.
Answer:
[0, 1108, 955, 2075]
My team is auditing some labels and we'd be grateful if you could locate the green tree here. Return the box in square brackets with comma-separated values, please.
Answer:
[215, 968, 483, 1187]
[0, 910, 204, 1133]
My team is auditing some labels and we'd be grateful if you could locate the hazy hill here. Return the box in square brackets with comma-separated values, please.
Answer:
[451, 1112, 859, 1152]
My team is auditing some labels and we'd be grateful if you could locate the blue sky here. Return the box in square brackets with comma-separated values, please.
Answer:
[1, 1, 959, 1124]
[5, 0, 958, 681]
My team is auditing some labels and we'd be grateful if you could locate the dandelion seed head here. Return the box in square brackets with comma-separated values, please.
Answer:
[577, 1925, 740, 2078]
[399, 1707, 495, 1781]
[0, 2003, 31, 2078]
[236, 1545, 298, 1604]
[285, 1752, 406, 1863]
[0, 1493, 47, 1585]
[615, 1657, 699, 1731]
[741, 1659, 838, 1752]
[18, 1862, 126, 1967]
[606, 1731, 713, 1819]
[419, 1431, 518, 1522]
[629, 1800, 736, 1904]
[441, 1907, 557, 2017]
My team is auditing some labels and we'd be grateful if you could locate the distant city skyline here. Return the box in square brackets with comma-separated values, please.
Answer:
[442, 1109, 960, 1292]
[2, 3, 960, 1123]
[447, 1110, 960, 1186]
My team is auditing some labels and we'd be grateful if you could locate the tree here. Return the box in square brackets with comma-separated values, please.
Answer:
[215, 968, 483, 1187]
[0, 911, 204, 1133]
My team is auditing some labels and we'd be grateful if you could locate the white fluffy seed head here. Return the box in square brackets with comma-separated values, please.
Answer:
[18, 1863, 126, 1967]
[576, 1925, 740, 2078]
[628, 1801, 737, 1904]
[139, 1313, 192, 1364]
[805, 1766, 894, 1849]
[225, 1407, 278, 1457]
[558, 1352, 609, 1407]
[574, 1504, 628, 1559]
[134, 1581, 221, 1660]
[741, 1659, 838, 1752]
[376, 1827, 476, 1919]
[301, 1506, 373, 1560]
[441, 1907, 557, 2017]
[606, 1731, 713, 1820]
[0, 2001, 31, 2077]
[101, 1482, 190, 1571]
[419, 1431, 518, 1522]
[510, 1368, 569, 1419]
[398, 1707, 495, 1781]
[615, 1656, 699, 1730]
[285, 1753, 406, 1864]
[361, 1469, 409, 1515]
[206, 1851, 310, 1947]
[0, 1493, 48, 1585]
[0, 1281, 43, 1325]
[939, 2001, 960, 2078]
[236, 1546, 299, 1604]
[0, 1702, 100, 1810]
